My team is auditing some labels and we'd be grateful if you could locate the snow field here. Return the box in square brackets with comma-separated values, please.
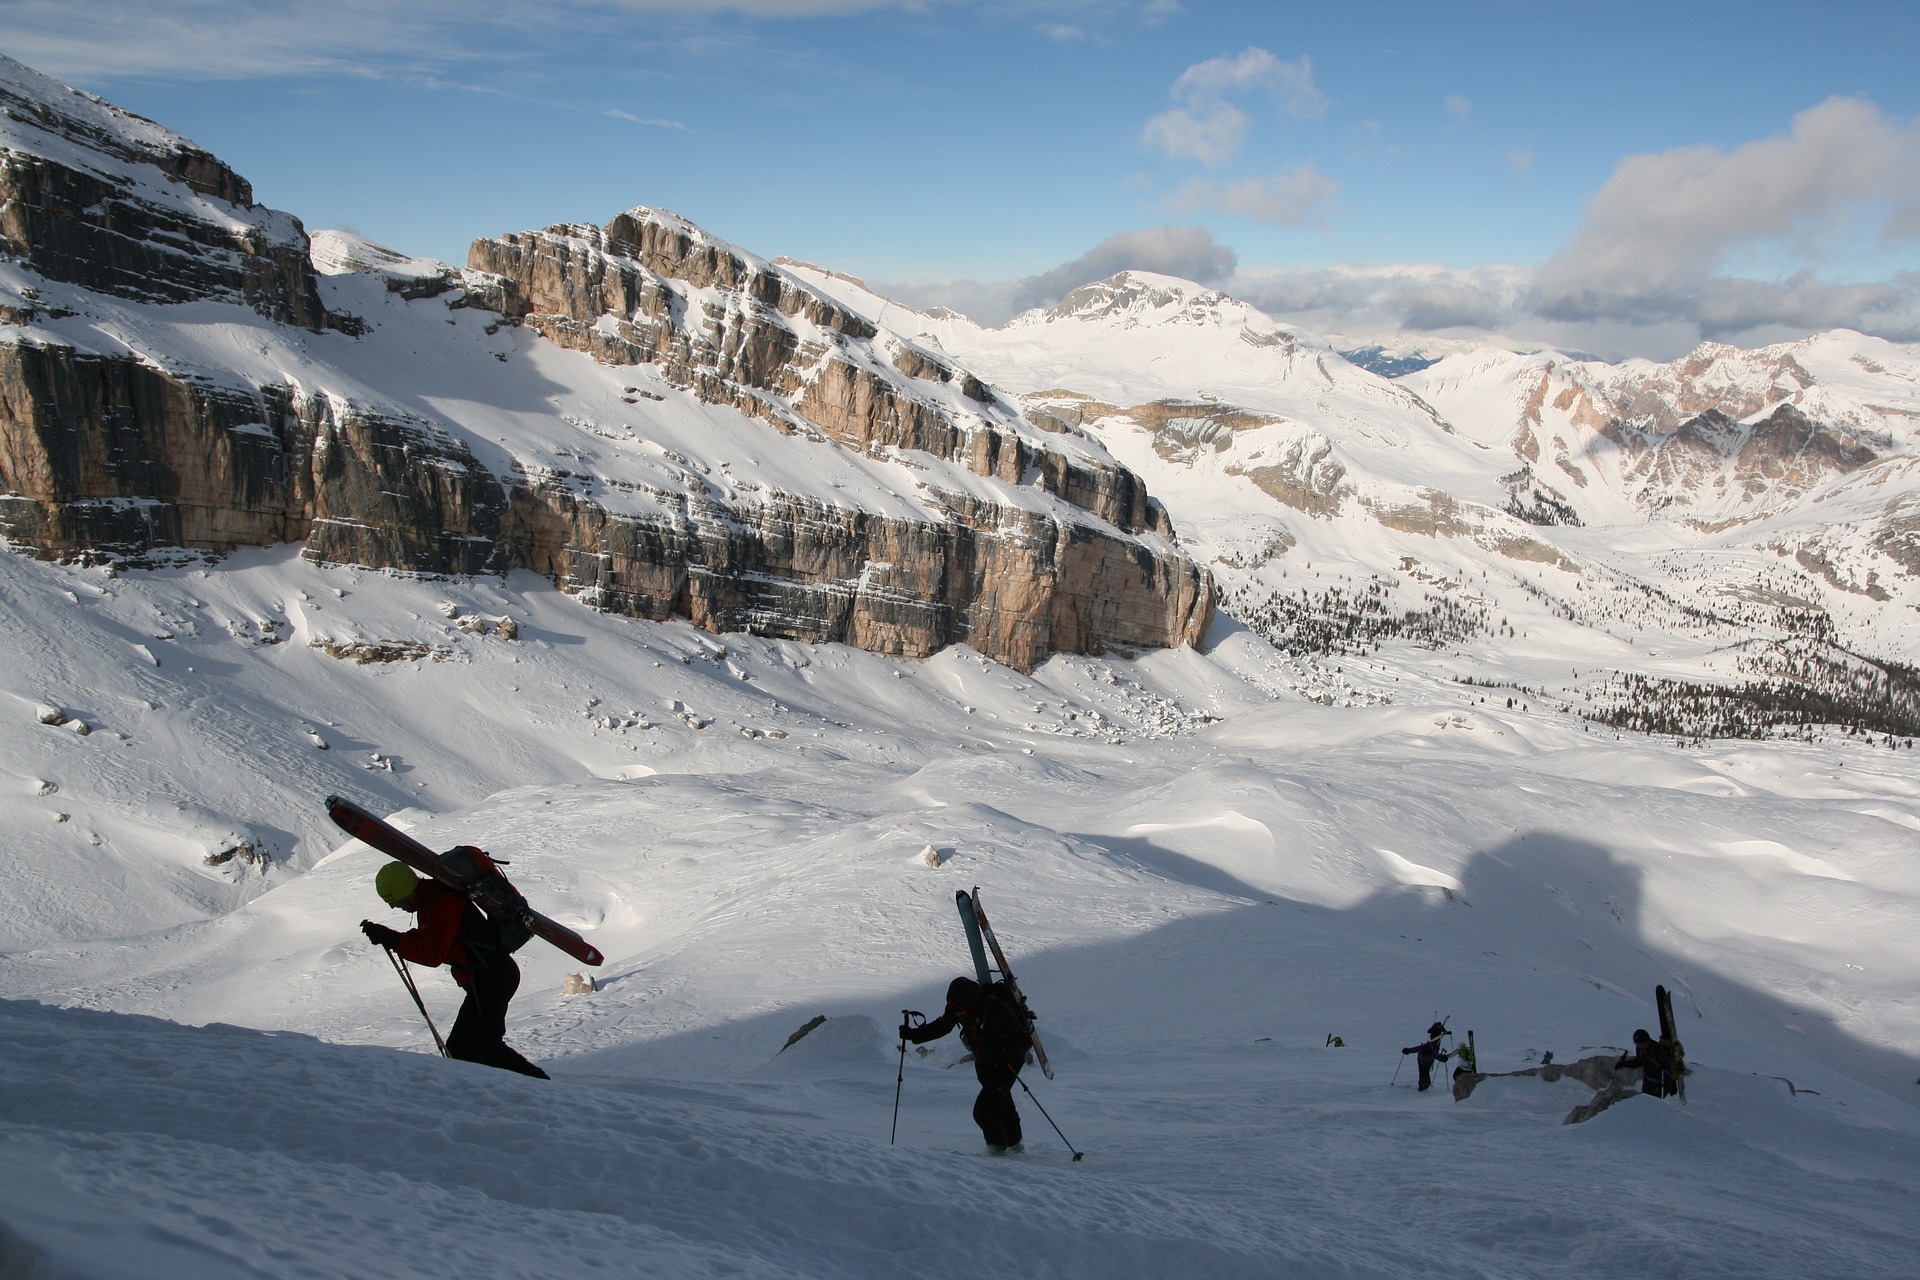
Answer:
[1, 546, 1918, 1277]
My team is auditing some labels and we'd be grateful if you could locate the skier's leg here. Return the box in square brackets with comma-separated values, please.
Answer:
[444, 980, 489, 1065]
[973, 1065, 1021, 1149]
[479, 960, 548, 1077]
[999, 1072, 1023, 1147]
[447, 960, 548, 1078]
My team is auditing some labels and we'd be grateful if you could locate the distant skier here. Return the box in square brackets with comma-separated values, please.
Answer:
[1615, 1029, 1677, 1098]
[361, 861, 549, 1079]
[1401, 1022, 1451, 1091]
[901, 976, 1031, 1153]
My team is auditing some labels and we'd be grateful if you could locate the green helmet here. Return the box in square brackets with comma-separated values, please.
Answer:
[374, 861, 419, 906]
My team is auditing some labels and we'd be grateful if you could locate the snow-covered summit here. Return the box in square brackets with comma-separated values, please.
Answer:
[1026, 269, 1304, 338]
[308, 228, 450, 284]
[1405, 329, 1920, 525]
[0, 52, 210, 182]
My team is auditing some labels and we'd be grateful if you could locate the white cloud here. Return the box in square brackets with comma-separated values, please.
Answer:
[1688, 272, 1920, 342]
[1173, 49, 1324, 119]
[1179, 164, 1338, 227]
[1009, 225, 1238, 312]
[0, 0, 466, 79]
[1444, 94, 1470, 125]
[0, 0, 931, 80]
[1533, 96, 1920, 323]
[605, 109, 690, 130]
[1231, 263, 1528, 336]
[1227, 256, 1920, 361]
[1142, 105, 1250, 167]
[1141, 47, 1323, 166]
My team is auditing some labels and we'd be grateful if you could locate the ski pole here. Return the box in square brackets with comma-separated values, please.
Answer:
[891, 1010, 921, 1144]
[1016, 1076, 1083, 1162]
[1392, 1053, 1405, 1086]
[384, 945, 448, 1057]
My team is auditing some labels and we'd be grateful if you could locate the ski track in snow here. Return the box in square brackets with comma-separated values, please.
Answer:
[0, 547, 1917, 1277]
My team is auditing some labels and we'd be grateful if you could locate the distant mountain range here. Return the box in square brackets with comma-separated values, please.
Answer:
[788, 264, 1920, 738]
[1333, 346, 1444, 378]
[3, 53, 1917, 738]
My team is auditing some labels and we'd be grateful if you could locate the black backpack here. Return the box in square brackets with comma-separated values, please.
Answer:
[979, 980, 1037, 1064]
[440, 845, 535, 956]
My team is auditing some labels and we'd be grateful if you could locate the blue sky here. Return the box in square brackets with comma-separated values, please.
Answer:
[3, 0, 1918, 358]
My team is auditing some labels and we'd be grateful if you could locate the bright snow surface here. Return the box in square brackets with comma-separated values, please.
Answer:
[1, 543, 1917, 1278]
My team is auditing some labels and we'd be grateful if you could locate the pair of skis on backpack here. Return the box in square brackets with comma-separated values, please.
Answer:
[957, 887, 1052, 1080]
[327, 794, 604, 967]
[1657, 982, 1687, 1100]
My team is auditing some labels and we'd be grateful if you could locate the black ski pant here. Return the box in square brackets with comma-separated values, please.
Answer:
[447, 957, 549, 1079]
[972, 1061, 1022, 1149]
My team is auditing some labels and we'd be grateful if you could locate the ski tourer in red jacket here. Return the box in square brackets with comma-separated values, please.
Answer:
[361, 861, 548, 1079]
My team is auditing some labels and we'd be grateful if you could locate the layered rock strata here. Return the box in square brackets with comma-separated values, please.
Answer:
[465, 213, 1167, 539]
[0, 338, 1211, 668]
[449, 209, 1211, 666]
[0, 56, 1212, 670]
[0, 57, 328, 329]
[0, 342, 508, 576]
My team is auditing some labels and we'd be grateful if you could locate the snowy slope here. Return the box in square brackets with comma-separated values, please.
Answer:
[2, 544, 1918, 1278]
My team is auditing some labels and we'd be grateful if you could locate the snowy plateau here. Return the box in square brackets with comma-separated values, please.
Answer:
[0, 55, 1918, 1280]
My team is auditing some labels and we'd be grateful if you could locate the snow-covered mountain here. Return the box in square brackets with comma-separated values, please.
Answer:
[1404, 335, 1920, 526]
[2, 57, 1919, 1280]
[0, 54, 1208, 673]
[791, 263, 1920, 738]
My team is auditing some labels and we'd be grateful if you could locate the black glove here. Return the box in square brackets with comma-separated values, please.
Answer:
[898, 1022, 915, 1041]
[361, 920, 401, 948]
[1402, 1047, 1413, 1055]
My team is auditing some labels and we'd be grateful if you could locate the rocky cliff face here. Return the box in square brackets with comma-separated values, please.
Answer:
[0, 57, 328, 330]
[0, 340, 512, 575]
[465, 212, 1165, 539]
[0, 60, 1211, 671]
[446, 209, 1210, 666]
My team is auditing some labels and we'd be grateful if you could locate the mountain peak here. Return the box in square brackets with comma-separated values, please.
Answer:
[1036, 270, 1241, 325]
